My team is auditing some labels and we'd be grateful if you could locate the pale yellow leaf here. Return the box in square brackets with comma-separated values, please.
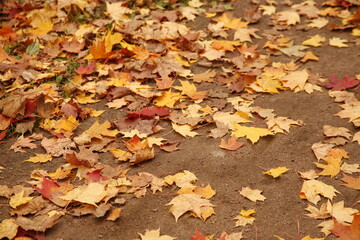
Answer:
[239, 187, 266, 202]
[25, 154, 52, 163]
[263, 167, 289, 178]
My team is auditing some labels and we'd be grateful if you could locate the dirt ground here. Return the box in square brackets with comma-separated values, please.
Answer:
[1, 0, 360, 239]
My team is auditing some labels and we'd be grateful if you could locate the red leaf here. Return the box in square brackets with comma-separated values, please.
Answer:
[127, 107, 170, 119]
[191, 229, 206, 240]
[75, 62, 96, 75]
[0, 25, 17, 40]
[322, 74, 360, 91]
[0, 130, 7, 140]
[24, 98, 37, 116]
[34, 177, 60, 200]
[86, 169, 107, 182]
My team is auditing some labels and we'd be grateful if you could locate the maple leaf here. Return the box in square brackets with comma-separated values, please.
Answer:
[314, 157, 342, 178]
[172, 123, 198, 137]
[331, 213, 360, 240]
[234, 209, 256, 227]
[275, 11, 300, 25]
[322, 74, 360, 91]
[90, 39, 113, 59]
[300, 179, 339, 205]
[61, 38, 85, 53]
[190, 229, 206, 240]
[74, 120, 119, 145]
[75, 62, 96, 75]
[164, 170, 197, 188]
[302, 35, 326, 47]
[239, 187, 266, 202]
[16, 214, 61, 232]
[342, 175, 360, 190]
[311, 142, 334, 161]
[33, 177, 69, 207]
[323, 125, 352, 139]
[0, 219, 18, 240]
[25, 154, 52, 163]
[138, 229, 175, 240]
[154, 90, 182, 108]
[60, 182, 107, 206]
[231, 124, 273, 144]
[9, 190, 33, 209]
[166, 193, 215, 221]
[263, 167, 289, 178]
[41, 137, 76, 157]
[329, 37, 349, 48]
[219, 136, 244, 151]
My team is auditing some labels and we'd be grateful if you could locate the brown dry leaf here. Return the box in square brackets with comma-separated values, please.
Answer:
[166, 193, 215, 221]
[353, 131, 360, 144]
[234, 209, 256, 227]
[41, 137, 76, 157]
[239, 187, 266, 202]
[16, 214, 61, 232]
[10, 135, 38, 153]
[192, 70, 216, 83]
[219, 136, 244, 151]
[300, 179, 339, 205]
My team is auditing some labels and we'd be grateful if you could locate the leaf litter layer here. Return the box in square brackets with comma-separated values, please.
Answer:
[0, 0, 360, 239]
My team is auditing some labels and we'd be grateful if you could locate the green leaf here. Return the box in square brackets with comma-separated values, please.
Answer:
[26, 42, 40, 55]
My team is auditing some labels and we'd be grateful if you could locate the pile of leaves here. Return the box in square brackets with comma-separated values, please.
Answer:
[0, 0, 360, 239]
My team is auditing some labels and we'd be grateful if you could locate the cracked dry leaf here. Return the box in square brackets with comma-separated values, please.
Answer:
[263, 167, 289, 178]
[172, 123, 198, 137]
[25, 154, 52, 163]
[239, 187, 266, 202]
[234, 209, 255, 227]
[166, 193, 215, 221]
[232, 124, 273, 144]
[139, 229, 175, 240]
[0, 219, 18, 240]
[300, 179, 339, 205]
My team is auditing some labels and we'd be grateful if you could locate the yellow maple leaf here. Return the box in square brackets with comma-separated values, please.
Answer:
[138, 229, 175, 240]
[302, 35, 325, 47]
[212, 40, 241, 51]
[234, 209, 256, 227]
[329, 37, 348, 48]
[177, 185, 216, 199]
[53, 115, 79, 134]
[25, 154, 52, 163]
[175, 81, 207, 100]
[301, 51, 319, 63]
[110, 149, 132, 161]
[314, 149, 347, 178]
[104, 31, 123, 52]
[308, 18, 329, 29]
[281, 69, 309, 91]
[256, 78, 283, 93]
[300, 179, 339, 205]
[172, 123, 198, 137]
[31, 20, 53, 36]
[74, 120, 119, 145]
[154, 90, 182, 108]
[231, 124, 273, 144]
[214, 12, 248, 29]
[76, 93, 100, 104]
[275, 11, 300, 25]
[9, 190, 33, 209]
[164, 170, 197, 188]
[60, 182, 107, 205]
[263, 167, 289, 178]
[239, 186, 266, 202]
[106, 208, 122, 221]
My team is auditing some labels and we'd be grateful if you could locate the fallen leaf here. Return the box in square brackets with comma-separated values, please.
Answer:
[322, 74, 360, 91]
[234, 209, 256, 227]
[239, 187, 266, 202]
[263, 167, 289, 178]
[0, 219, 18, 240]
[302, 35, 326, 47]
[172, 123, 198, 137]
[330, 212, 360, 240]
[219, 136, 244, 151]
[9, 190, 33, 209]
[329, 37, 349, 48]
[231, 124, 273, 144]
[25, 154, 52, 163]
[300, 179, 339, 205]
[166, 193, 215, 221]
[16, 214, 61, 232]
[60, 182, 107, 206]
[342, 175, 360, 190]
[106, 208, 121, 221]
[139, 229, 175, 240]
